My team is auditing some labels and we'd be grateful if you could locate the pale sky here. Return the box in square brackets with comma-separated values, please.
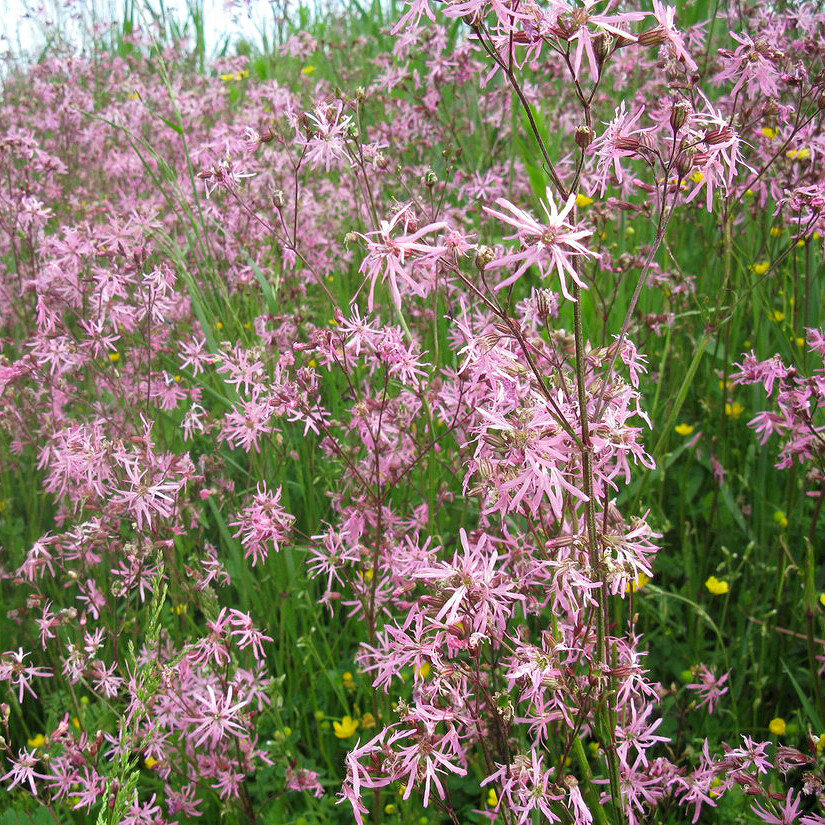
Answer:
[0, 0, 279, 65]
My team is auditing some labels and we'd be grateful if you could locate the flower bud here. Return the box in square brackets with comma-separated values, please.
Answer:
[675, 149, 695, 179]
[593, 31, 612, 66]
[575, 125, 595, 149]
[272, 189, 285, 208]
[475, 245, 495, 271]
[670, 101, 690, 132]
[638, 26, 668, 46]
[423, 169, 438, 188]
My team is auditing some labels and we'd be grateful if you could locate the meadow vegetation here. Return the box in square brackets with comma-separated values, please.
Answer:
[1, 0, 825, 823]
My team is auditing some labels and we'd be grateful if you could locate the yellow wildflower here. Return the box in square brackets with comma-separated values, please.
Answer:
[770, 226, 782, 237]
[108, 352, 121, 362]
[145, 756, 158, 769]
[691, 171, 704, 183]
[361, 712, 376, 729]
[333, 715, 359, 739]
[773, 510, 788, 528]
[220, 70, 250, 82]
[761, 126, 777, 140]
[725, 402, 745, 419]
[751, 261, 770, 275]
[816, 733, 825, 752]
[575, 193, 594, 207]
[786, 148, 811, 160]
[487, 788, 499, 807]
[675, 423, 695, 436]
[415, 662, 431, 679]
[797, 338, 806, 347]
[27, 734, 45, 748]
[769, 717, 786, 736]
[705, 576, 730, 595]
[301, 65, 316, 75]
[384, 804, 397, 815]
[819, 593, 825, 608]
[769, 310, 785, 322]
[626, 573, 651, 593]
[172, 603, 188, 615]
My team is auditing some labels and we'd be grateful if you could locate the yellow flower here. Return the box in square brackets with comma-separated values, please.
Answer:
[816, 733, 825, 752]
[333, 715, 359, 739]
[751, 261, 770, 275]
[575, 193, 594, 207]
[725, 402, 745, 419]
[691, 171, 704, 184]
[27, 734, 45, 748]
[384, 804, 397, 815]
[362, 568, 374, 583]
[308, 358, 317, 368]
[761, 126, 777, 140]
[705, 576, 730, 595]
[220, 70, 250, 82]
[145, 756, 158, 769]
[797, 239, 806, 247]
[342, 671, 354, 683]
[769, 310, 785, 322]
[108, 352, 121, 362]
[773, 510, 789, 528]
[172, 603, 188, 615]
[301, 65, 316, 75]
[786, 148, 811, 160]
[769, 717, 786, 736]
[770, 226, 782, 237]
[215, 321, 224, 330]
[675, 423, 695, 436]
[487, 788, 499, 807]
[361, 712, 376, 729]
[72, 717, 81, 729]
[173, 374, 182, 382]
[796, 337, 806, 347]
[819, 593, 825, 608]
[415, 661, 431, 679]
[626, 573, 651, 594]
[625, 226, 635, 236]
[745, 188, 756, 197]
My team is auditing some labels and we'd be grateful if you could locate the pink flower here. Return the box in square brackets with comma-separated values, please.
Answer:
[356, 206, 448, 311]
[484, 189, 596, 300]
[0, 648, 53, 703]
[184, 685, 249, 748]
[1, 749, 48, 795]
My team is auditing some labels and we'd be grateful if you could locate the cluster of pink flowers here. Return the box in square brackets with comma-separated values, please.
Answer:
[0, 0, 824, 823]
